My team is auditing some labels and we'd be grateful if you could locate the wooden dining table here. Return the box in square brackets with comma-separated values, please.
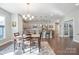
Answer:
[31, 34, 41, 52]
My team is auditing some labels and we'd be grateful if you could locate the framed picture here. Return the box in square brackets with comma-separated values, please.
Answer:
[12, 21, 16, 27]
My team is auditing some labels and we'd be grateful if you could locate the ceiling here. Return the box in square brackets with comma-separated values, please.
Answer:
[0, 3, 79, 21]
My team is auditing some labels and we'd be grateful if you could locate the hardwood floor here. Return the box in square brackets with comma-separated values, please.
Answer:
[48, 37, 79, 55]
[0, 41, 55, 55]
[0, 42, 12, 51]
[1, 37, 79, 55]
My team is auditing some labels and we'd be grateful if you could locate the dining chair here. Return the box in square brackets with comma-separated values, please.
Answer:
[22, 33, 40, 53]
[22, 33, 32, 53]
[14, 32, 22, 52]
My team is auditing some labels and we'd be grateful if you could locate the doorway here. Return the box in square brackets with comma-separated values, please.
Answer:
[64, 20, 73, 39]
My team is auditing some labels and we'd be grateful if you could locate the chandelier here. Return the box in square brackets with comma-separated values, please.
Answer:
[22, 3, 34, 21]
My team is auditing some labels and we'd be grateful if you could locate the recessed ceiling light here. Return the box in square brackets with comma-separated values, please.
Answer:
[75, 3, 79, 6]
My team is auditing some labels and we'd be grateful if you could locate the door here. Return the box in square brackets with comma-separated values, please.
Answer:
[68, 20, 73, 39]
[64, 20, 73, 39]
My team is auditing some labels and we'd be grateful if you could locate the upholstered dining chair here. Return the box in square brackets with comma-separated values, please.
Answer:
[22, 33, 41, 53]
[14, 32, 22, 52]
[22, 33, 32, 53]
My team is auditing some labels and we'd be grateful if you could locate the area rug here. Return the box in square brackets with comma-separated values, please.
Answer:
[0, 41, 55, 55]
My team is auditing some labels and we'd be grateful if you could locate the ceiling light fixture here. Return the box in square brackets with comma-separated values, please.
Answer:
[23, 15, 26, 18]
[27, 14, 30, 18]
[31, 16, 34, 19]
[23, 3, 34, 21]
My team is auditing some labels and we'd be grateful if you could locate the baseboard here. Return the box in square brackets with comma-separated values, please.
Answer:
[0, 40, 13, 46]
[73, 39, 79, 43]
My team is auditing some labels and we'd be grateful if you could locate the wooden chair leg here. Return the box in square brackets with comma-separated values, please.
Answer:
[19, 43, 20, 47]
[22, 47, 25, 53]
[14, 40, 16, 52]
[22, 40, 25, 53]
[30, 40, 31, 53]
[14, 43, 15, 52]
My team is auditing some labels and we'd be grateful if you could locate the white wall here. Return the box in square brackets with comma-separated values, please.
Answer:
[59, 19, 64, 37]
[73, 16, 79, 43]
[0, 8, 23, 46]
[18, 15, 23, 34]
[11, 14, 23, 36]
[0, 8, 12, 46]
[11, 14, 19, 33]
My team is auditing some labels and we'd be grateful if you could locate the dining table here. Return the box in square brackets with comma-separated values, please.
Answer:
[31, 34, 41, 52]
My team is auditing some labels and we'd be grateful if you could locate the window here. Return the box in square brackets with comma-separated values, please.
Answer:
[64, 23, 68, 35]
[0, 16, 5, 40]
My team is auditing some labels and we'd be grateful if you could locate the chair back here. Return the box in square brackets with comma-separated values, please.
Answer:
[14, 32, 20, 37]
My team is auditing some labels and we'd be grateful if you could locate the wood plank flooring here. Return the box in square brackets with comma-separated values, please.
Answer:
[48, 37, 79, 55]
[1, 37, 79, 55]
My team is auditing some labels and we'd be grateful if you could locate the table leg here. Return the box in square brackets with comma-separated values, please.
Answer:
[38, 38, 41, 52]
[14, 39, 16, 52]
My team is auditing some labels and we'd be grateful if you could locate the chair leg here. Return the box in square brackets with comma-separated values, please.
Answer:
[19, 43, 20, 47]
[22, 40, 25, 53]
[14, 41, 16, 52]
[22, 47, 25, 53]
[38, 38, 41, 52]
[30, 41, 31, 53]
[14, 44, 15, 52]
